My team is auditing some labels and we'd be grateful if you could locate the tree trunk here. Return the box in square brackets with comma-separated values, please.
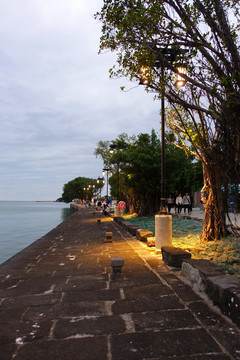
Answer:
[138, 193, 157, 216]
[125, 193, 137, 214]
[138, 194, 148, 216]
[201, 162, 226, 242]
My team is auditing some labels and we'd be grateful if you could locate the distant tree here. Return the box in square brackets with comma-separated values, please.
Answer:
[62, 177, 103, 203]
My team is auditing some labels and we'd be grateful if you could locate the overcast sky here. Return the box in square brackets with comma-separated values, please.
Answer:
[0, 0, 161, 201]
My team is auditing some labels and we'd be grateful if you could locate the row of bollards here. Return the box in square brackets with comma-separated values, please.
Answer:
[97, 215, 172, 280]
[110, 257, 124, 280]
[103, 230, 124, 280]
[95, 215, 124, 279]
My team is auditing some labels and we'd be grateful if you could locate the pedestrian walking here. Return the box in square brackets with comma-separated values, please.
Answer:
[189, 194, 193, 212]
[173, 191, 178, 213]
[183, 192, 191, 213]
[176, 193, 183, 213]
[166, 195, 174, 213]
[229, 194, 236, 213]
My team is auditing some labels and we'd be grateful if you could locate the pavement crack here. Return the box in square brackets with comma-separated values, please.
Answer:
[107, 334, 112, 360]
[105, 301, 114, 315]
[120, 288, 125, 299]
[49, 319, 57, 340]
[7, 280, 22, 289]
[121, 313, 136, 333]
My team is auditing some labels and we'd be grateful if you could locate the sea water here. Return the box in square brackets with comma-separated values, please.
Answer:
[0, 201, 73, 265]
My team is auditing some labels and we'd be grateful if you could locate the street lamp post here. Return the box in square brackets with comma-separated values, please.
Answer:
[83, 187, 87, 201]
[102, 167, 111, 200]
[97, 177, 105, 198]
[109, 143, 119, 203]
[158, 48, 185, 215]
[140, 47, 187, 215]
[89, 183, 96, 199]
[160, 63, 167, 214]
[139, 46, 187, 251]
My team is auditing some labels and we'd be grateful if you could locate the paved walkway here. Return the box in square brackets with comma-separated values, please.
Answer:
[0, 207, 240, 360]
[174, 207, 240, 228]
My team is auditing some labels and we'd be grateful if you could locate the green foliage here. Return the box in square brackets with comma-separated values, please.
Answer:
[62, 177, 103, 203]
[165, 144, 202, 194]
[95, 130, 203, 215]
[96, 0, 240, 184]
[95, 0, 240, 239]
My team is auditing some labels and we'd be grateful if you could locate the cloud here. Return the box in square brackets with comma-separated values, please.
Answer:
[0, 0, 161, 200]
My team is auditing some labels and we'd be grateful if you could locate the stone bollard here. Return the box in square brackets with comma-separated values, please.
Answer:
[105, 232, 113, 243]
[110, 257, 124, 280]
[155, 215, 172, 252]
[114, 206, 123, 217]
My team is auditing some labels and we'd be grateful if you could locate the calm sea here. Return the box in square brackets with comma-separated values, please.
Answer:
[0, 201, 73, 265]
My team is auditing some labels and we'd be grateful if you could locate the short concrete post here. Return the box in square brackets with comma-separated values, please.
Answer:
[155, 215, 172, 252]
[105, 232, 113, 243]
[114, 206, 123, 217]
[110, 257, 124, 280]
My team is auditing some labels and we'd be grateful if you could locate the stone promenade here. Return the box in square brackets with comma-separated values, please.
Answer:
[0, 207, 240, 360]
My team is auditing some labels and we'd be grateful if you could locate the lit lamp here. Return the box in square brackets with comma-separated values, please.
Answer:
[97, 177, 105, 184]
[139, 66, 150, 85]
[110, 143, 117, 155]
[97, 177, 105, 198]
[83, 187, 88, 201]
[174, 66, 187, 88]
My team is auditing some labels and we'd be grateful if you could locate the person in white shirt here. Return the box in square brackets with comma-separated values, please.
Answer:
[183, 192, 191, 213]
[176, 194, 183, 213]
[166, 195, 174, 213]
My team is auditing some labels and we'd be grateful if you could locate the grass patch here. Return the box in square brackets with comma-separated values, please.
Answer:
[125, 214, 240, 277]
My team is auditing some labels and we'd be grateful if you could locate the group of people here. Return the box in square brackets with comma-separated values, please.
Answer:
[93, 198, 112, 208]
[166, 192, 192, 214]
[82, 198, 112, 215]
[93, 198, 112, 215]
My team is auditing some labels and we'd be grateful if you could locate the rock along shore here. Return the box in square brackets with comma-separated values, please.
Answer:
[0, 207, 240, 360]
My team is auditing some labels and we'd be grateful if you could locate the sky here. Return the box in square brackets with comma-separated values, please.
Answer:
[0, 0, 161, 201]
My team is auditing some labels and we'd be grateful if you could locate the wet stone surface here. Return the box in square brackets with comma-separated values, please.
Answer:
[0, 207, 240, 359]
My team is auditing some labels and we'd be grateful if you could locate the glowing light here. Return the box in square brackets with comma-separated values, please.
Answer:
[139, 66, 150, 85]
[174, 66, 187, 87]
